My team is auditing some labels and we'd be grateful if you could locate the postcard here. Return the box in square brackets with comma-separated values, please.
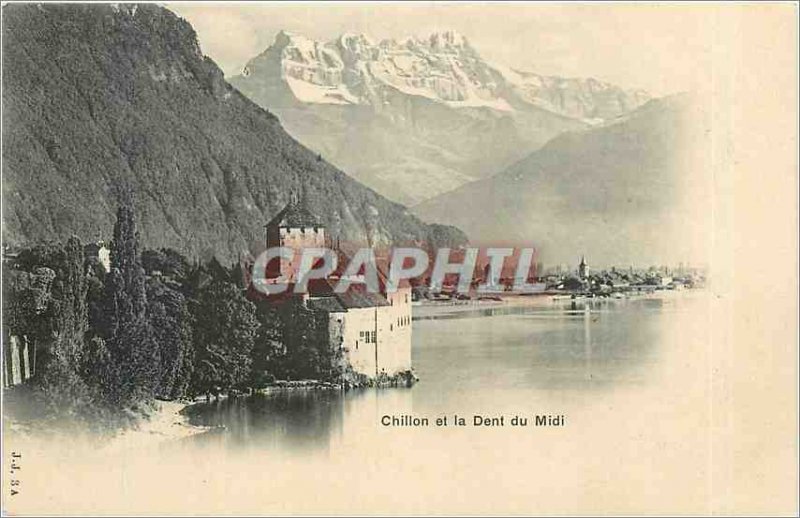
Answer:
[2, 2, 797, 515]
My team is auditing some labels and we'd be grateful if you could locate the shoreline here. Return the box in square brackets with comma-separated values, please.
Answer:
[100, 400, 210, 453]
[412, 288, 702, 317]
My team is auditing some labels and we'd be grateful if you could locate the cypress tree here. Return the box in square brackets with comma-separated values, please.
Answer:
[101, 200, 159, 406]
[106, 203, 147, 334]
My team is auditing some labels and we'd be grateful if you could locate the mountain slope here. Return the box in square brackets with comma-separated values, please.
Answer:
[1, 4, 465, 263]
[230, 30, 650, 205]
[414, 94, 712, 267]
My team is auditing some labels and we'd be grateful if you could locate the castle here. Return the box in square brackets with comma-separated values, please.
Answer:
[259, 200, 413, 379]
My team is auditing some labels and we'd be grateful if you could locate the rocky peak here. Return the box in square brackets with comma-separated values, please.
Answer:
[427, 30, 471, 52]
[236, 28, 649, 121]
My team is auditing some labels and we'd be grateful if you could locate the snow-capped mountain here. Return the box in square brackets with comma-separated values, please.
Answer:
[231, 30, 650, 205]
[240, 29, 648, 120]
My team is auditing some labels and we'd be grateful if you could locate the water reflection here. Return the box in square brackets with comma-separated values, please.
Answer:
[186, 386, 416, 455]
[584, 306, 592, 381]
[187, 390, 346, 453]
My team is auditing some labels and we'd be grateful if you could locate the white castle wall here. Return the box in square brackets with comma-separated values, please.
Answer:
[332, 285, 413, 378]
[378, 286, 412, 375]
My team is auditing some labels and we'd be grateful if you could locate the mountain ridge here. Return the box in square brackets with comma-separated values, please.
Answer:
[238, 28, 649, 121]
[413, 93, 712, 267]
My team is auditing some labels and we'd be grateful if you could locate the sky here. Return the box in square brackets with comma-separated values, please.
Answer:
[167, 2, 719, 96]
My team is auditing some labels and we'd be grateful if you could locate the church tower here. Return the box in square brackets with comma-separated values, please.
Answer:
[578, 255, 589, 280]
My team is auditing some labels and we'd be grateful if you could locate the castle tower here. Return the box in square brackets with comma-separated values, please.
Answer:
[264, 197, 326, 279]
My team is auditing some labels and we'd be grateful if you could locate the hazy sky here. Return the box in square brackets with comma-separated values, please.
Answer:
[168, 2, 718, 96]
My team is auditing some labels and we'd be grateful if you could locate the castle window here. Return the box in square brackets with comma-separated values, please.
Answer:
[390, 324, 393, 331]
[370, 331, 376, 343]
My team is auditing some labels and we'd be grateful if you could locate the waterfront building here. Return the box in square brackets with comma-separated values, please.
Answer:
[256, 199, 413, 379]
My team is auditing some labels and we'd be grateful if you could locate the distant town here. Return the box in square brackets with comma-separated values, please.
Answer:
[414, 254, 706, 303]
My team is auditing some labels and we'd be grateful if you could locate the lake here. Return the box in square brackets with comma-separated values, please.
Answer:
[185, 295, 675, 451]
[150, 291, 714, 514]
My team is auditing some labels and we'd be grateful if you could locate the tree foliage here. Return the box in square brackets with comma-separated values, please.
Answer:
[141, 248, 190, 280]
[5, 202, 347, 429]
[15, 238, 96, 422]
[190, 277, 258, 395]
[274, 298, 342, 382]
[146, 278, 194, 399]
[95, 202, 160, 406]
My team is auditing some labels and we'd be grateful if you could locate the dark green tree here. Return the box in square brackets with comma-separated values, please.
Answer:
[249, 302, 284, 388]
[28, 238, 95, 421]
[276, 298, 342, 382]
[85, 263, 106, 343]
[141, 248, 191, 280]
[190, 278, 258, 395]
[3, 266, 55, 344]
[99, 202, 160, 406]
[146, 278, 194, 399]
[563, 276, 584, 291]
